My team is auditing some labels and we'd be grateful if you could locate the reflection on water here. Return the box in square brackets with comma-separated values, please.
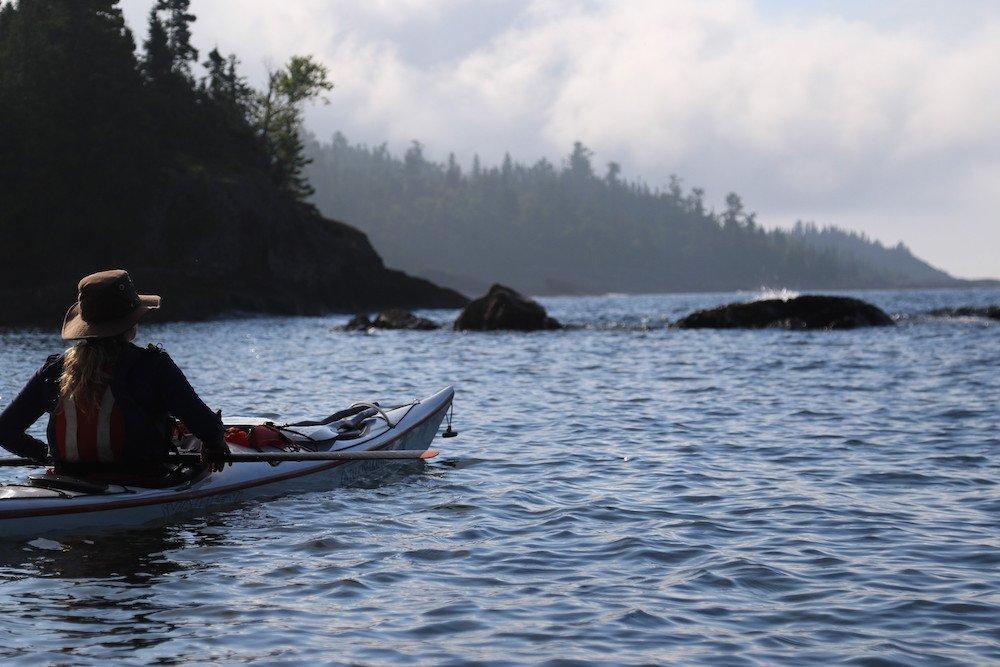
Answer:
[0, 524, 202, 661]
[0, 288, 998, 664]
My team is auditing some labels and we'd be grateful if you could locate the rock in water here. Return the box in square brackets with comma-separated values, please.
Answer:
[340, 309, 440, 331]
[454, 284, 562, 331]
[373, 309, 440, 330]
[674, 295, 894, 330]
[342, 314, 373, 331]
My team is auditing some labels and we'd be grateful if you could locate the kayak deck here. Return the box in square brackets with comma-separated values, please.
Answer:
[0, 386, 454, 536]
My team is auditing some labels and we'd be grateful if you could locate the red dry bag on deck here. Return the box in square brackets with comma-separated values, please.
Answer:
[248, 424, 287, 450]
[224, 427, 249, 446]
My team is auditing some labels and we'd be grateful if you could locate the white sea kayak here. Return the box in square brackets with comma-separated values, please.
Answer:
[0, 386, 454, 537]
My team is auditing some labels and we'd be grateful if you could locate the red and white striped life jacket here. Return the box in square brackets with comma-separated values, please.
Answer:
[53, 388, 126, 463]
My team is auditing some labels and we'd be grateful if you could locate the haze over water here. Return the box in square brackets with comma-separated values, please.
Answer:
[0, 288, 997, 665]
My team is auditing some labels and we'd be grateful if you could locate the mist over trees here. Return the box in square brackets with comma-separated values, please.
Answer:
[305, 134, 957, 295]
[0, 0, 960, 315]
[788, 222, 953, 286]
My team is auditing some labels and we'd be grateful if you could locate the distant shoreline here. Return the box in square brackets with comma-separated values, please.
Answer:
[487, 280, 1000, 301]
[2, 283, 995, 335]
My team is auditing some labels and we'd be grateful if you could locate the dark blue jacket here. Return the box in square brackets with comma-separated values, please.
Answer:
[0, 343, 224, 466]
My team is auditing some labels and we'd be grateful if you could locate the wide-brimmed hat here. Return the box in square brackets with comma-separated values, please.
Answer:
[61, 270, 160, 340]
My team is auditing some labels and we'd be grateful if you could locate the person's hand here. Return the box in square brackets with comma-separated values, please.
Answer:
[13, 435, 50, 465]
[202, 444, 229, 472]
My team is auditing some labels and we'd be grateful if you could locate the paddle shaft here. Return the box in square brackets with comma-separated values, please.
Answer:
[0, 449, 438, 468]
[0, 458, 37, 467]
[216, 449, 438, 462]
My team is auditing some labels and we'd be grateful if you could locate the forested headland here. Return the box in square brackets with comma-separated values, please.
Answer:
[1, 0, 974, 329]
[306, 135, 963, 296]
[0, 1, 464, 327]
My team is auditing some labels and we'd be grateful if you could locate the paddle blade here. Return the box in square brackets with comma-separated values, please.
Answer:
[420, 450, 439, 459]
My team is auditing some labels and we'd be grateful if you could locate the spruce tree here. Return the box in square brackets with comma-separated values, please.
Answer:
[156, 0, 197, 76]
[142, 8, 172, 85]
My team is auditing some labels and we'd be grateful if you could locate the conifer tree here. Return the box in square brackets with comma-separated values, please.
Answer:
[157, 0, 197, 76]
[142, 8, 172, 85]
[201, 47, 251, 121]
[446, 153, 461, 186]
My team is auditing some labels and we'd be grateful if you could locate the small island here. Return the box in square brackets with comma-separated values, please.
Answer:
[674, 295, 895, 330]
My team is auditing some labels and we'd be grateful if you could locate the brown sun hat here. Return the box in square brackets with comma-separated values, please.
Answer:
[61, 269, 161, 340]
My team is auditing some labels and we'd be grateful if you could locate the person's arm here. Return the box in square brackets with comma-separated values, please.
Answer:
[155, 353, 226, 453]
[0, 357, 58, 461]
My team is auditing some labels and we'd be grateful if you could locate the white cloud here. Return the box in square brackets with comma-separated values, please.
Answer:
[120, 0, 1000, 277]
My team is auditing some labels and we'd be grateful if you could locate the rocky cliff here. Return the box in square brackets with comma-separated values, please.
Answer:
[0, 171, 466, 327]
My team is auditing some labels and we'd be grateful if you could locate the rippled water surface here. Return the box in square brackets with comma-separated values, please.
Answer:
[1, 288, 998, 665]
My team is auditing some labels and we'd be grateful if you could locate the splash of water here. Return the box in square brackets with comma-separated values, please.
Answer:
[750, 287, 800, 302]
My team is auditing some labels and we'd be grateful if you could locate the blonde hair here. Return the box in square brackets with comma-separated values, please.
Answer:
[59, 336, 128, 412]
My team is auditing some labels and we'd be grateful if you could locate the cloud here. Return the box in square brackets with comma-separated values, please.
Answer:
[120, 0, 1000, 277]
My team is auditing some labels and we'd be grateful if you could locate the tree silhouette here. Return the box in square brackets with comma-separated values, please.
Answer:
[157, 0, 197, 76]
[142, 8, 172, 85]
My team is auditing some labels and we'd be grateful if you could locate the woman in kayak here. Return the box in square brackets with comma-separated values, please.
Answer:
[0, 270, 228, 479]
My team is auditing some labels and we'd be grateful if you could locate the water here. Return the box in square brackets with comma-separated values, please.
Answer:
[1, 288, 997, 665]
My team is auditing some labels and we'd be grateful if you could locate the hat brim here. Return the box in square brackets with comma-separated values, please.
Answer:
[61, 294, 161, 341]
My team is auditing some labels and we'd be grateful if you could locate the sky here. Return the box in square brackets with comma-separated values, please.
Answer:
[120, 0, 1000, 278]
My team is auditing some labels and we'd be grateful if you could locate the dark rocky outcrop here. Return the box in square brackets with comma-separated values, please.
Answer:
[0, 172, 467, 327]
[340, 309, 440, 331]
[454, 284, 561, 331]
[927, 306, 999, 321]
[342, 314, 375, 331]
[674, 295, 894, 330]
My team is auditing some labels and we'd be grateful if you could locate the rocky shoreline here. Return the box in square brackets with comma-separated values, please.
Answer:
[0, 174, 467, 328]
[340, 286, 999, 332]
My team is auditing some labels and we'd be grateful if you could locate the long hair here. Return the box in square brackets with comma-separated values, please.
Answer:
[59, 335, 129, 412]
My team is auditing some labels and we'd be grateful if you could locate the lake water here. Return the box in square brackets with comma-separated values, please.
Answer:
[1, 288, 997, 665]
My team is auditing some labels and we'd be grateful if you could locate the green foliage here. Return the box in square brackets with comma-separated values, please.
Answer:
[305, 134, 952, 294]
[255, 55, 333, 198]
[275, 55, 333, 104]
